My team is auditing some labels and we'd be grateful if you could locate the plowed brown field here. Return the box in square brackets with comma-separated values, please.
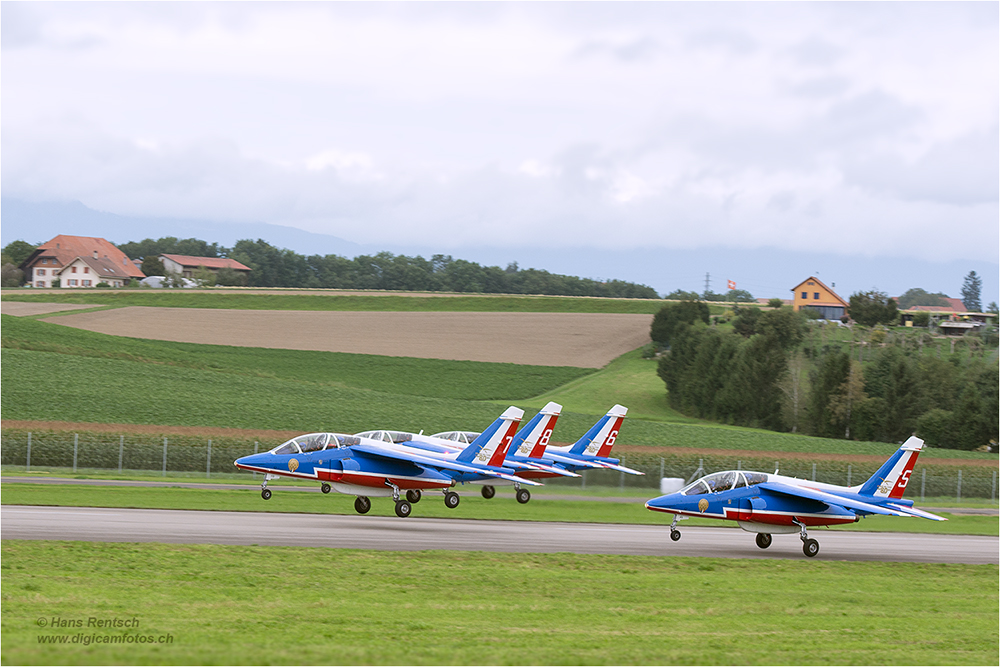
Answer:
[46, 307, 652, 367]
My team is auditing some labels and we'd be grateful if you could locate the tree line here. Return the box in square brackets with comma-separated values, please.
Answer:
[653, 301, 998, 450]
[114, 237, 661, 298]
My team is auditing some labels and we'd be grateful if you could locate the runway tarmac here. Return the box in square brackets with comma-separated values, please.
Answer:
[3, 505, 996, 564]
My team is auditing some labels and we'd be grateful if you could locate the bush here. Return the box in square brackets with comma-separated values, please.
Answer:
[912, 312, 930, 327]
[1, 263, 24, 287]
[767, 298, 783, 309]
[650, 301, 710, 346]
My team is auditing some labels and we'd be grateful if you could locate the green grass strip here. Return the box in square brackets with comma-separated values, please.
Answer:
[1, 290, 672, 313]
[2, 540, 996, 665]
[3, 484, 996, 535]
[1, 315, 591, 401]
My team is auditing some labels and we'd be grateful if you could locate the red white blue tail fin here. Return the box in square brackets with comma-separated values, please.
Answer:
[511, 402, 562, 458]
[859, 436, 924, 499]
[569, 405, 627, 457]
[457, 406, 523, 467]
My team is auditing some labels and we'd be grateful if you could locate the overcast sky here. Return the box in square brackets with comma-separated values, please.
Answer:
[3, 3, 998, 269]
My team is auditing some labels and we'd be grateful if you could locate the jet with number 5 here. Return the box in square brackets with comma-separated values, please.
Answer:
[645, 436, 945, 557]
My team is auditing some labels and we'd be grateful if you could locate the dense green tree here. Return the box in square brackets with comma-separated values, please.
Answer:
[650, 301, 710, 346]
[848, 290, 898, 326]
[118, 237, 224, 261]
[895, 288, 949, 310]
[1, 263, 24, 287]
[806, 350, 851, 438]
[141, 256, 165, 276]
[960, 271, 982, 311]
[664, 289, 700, 301]
[2, 240, 37, 267]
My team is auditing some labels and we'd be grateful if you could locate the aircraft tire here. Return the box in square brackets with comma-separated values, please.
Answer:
[261, 489, 272, 501]
[321, 483, 331, 494]
[395, 500, 412, 518]
[755, 533, 772, 549]
[406, 489, 422, 503]
[803, 538, 820, 558]
[670, 529, 681, 542]
[444, 491, 460, 509]
[354, 496, 371, 514]
[516, 489, 531, 504]
[481, 485, 496, 499]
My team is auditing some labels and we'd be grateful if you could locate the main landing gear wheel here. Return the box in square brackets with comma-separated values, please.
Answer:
[444, 491, 461, 509]
[261, 488, 272, 500]
[406, 489, 422, 503]
[802, 538, 820, 558]
[515, 488, 531, 504]
[321, 483, 331, 494]
[755, 533, 772, 549]
[394, 500, 412, 518]
[670, 529, 681, 542]
[481, 485, 496, 499]
[354, 496, 371, 514]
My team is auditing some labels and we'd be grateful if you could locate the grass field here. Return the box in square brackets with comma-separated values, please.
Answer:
[1, 315, 592, 401]
[2, 540, 996, 665]
[1, 290, 677, 314]
[3, 484, 996, 535]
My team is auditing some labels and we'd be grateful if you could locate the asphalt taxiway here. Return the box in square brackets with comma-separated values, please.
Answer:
[2, 505, 996, 564]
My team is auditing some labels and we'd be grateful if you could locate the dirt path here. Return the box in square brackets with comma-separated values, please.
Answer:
[0, 302, 104, 316]
[42, 307, 652, 367]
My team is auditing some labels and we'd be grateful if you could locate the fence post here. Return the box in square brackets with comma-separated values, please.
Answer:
[811, 463, 816, 482]
[162, 438, 168, 476]
[847, 465, 851, 487]
[737, 460, 741, 471]
[207, 439, 212, 478]
[957, 470, 962, 503]
[73, 433, 79, 473]
[253, 441, 258, 480]
[619, 471, 625, 491]
[921, 468, 925, 502]
[118, 436, 124, 473]
[992, 470, 996, 503]
[659, 458, 664, 480]
[26, 432, 32, 472]
[582, 470, 586, 490]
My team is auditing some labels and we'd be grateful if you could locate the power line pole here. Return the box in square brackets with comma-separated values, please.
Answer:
[704, 272, 711, 297]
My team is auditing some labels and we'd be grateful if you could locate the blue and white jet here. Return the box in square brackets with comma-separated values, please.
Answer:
[234, 407, 540, 517]
[433, 403, 644, 502]
[645, 436, 946, 557]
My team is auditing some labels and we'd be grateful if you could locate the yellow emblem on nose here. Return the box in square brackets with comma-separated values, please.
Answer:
[289, 458, 299, 473]
[698, 498, 709, 513]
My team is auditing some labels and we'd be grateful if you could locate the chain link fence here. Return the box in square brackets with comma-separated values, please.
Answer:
[2, 431, 996, 500]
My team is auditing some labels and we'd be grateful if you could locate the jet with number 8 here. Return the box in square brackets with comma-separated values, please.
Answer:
[645, 436, 945, 557]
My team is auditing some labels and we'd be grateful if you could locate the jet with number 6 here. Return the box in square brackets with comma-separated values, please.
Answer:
[645, 436, 945, 558]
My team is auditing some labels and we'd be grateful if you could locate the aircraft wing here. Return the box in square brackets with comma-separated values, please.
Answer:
[352, 443, 543, 486]
[590, 461, 645, 475]
[506, 460, 580, 477]
[886, 503, 948, 521]
[760, 482, 912, 518]
[540, 451, 607, 470]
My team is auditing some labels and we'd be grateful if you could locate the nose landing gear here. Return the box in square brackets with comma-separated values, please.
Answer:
[668, 514, 683, 541]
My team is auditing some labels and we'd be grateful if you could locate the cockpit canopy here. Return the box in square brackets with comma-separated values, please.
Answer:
[269, 433, 360, 455]
[354, 430, 414, 444]
[430, 431, 481, 445]
[680, 471, 769, 496]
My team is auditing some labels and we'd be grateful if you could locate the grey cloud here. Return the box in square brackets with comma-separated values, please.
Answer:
[574, 36, 661, 62]
[842, 128, 1000, 206]
[783, 76, 851, 99]
[1, 3, 44, 50]
[684, 29, 758, 56]
[788, 36, 845, 67]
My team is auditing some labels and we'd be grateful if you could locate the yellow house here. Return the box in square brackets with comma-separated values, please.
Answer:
[791, 276, 848, 320]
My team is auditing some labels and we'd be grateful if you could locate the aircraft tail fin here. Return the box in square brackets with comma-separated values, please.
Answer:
[569, 405, 627, 457]
[858, 436, 924, 499]
[456, 406, 523, 467]
[511, 402, 562, 458]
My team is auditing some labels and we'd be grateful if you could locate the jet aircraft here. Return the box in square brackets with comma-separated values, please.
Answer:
[434, 403, 644, 501]
[645, 436, 945, 557]
[354, 405, 574, 506]
[233, 407, 540, 517]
